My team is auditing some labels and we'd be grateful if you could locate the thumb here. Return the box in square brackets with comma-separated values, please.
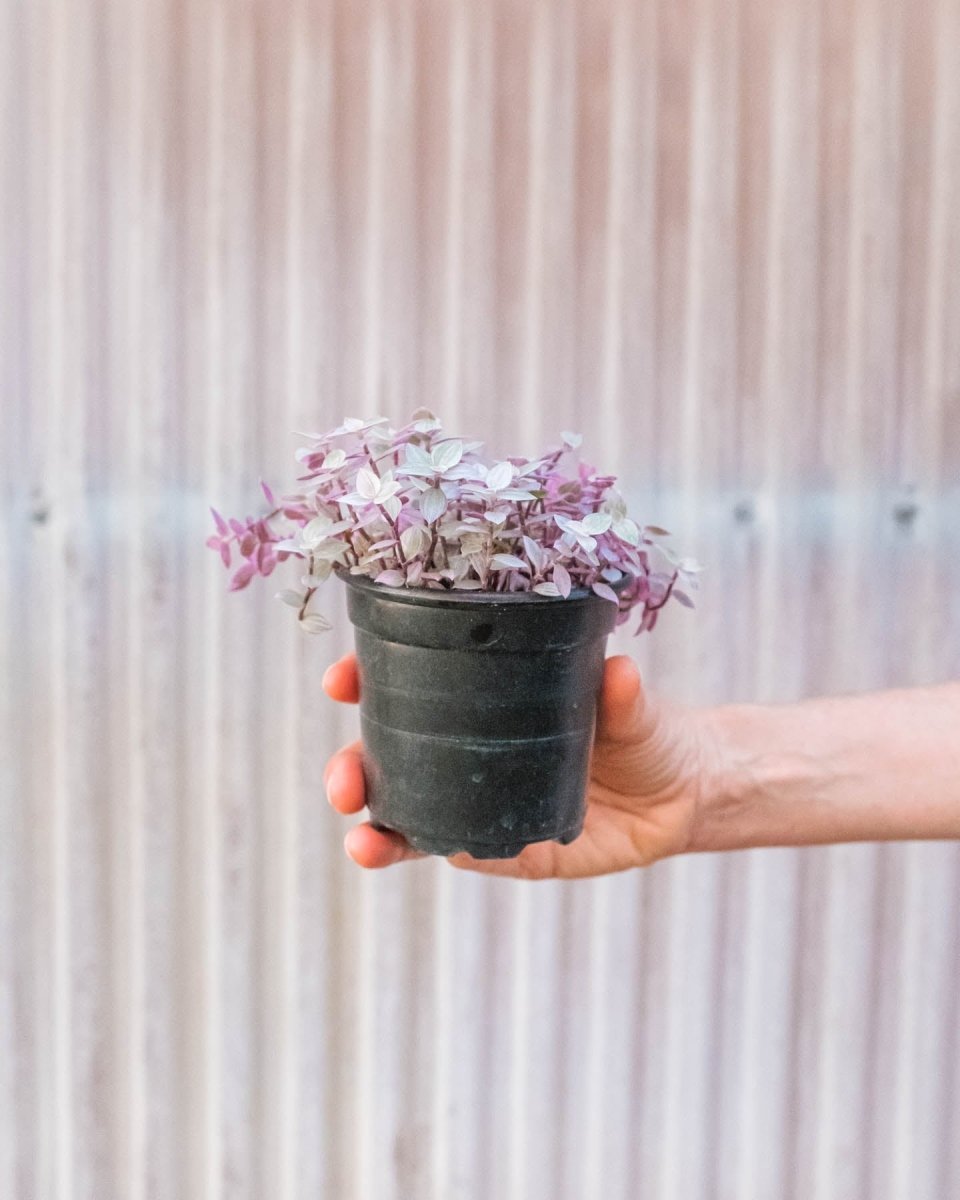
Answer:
[596, 655, 658, 744]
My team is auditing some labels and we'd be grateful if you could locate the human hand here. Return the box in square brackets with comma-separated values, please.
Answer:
[322, 653, 720, 879]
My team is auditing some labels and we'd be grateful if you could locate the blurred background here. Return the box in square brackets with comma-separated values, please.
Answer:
[3, 0, 960, 1197]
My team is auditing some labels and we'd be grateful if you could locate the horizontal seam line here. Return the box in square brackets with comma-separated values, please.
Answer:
[360, 713, 593, 744]
[351, 629, 593, 651]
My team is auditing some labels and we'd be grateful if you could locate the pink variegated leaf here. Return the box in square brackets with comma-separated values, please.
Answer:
[375, 570, 406, 587]
[490, 554, 527, 571]
[552, 562, 572, 598]
[229, 562, 257, 591]
[592, 581, 619, 604]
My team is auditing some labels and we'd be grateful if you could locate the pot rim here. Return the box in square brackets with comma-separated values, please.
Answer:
[337, 567, 629, 609]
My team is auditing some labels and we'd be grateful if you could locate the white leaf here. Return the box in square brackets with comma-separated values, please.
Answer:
[322, 449, 346, 470]
[523, 536, 546, 573]
[592, 581, 620, 604]
[601, 567, 623, 582]
[313, 539, 349, 562]
[561, 430, 583, 448]
[678, 557, 704, 573]
[431, 439, 463, 472]
[375, 570, 406, 587]
[485, 461, 514, 492]
[484, 509, 510, 526]
[580, 512, 613, 535]
[404, 443, 435, 471]
[315, 561, 334, 581]
[533, 582, 561, 597]
[275, 589, 304, 608]
[612, 517, 640, 546]
[400, 524, 428, 558]
[490, 554, 528, 571]
[444, 461, 487, 481]
[552, 562, 572, 598]
[375, 480, 401, 502]
[302, 515, 332, 545]
[299, 613, 332, 634]
[356, 468, 380, 499]
[497, 488, 536, 501]
[421, 487, 447, 523]
[382, 495, 402, 521]
[452, 579, 484, 590]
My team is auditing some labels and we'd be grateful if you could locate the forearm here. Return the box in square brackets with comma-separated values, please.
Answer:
[693, 683, 960, 852]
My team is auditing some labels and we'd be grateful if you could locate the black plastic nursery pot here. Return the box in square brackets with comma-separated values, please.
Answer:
[342, 573, 620, 859]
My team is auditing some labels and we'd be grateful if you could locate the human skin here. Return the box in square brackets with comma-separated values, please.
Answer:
[321, 654, 960, 879]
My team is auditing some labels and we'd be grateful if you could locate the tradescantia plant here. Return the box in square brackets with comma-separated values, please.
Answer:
[207, 410, 701, 634]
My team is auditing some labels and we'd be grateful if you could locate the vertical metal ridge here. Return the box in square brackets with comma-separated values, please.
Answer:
[109, 0, 147, 1195]
[440, 4, 469, 419]
[254, 10, 300, 1200]
[362, 5, 387, 414]
[518, 1, 551, 451]
[922, 0, 959, 489]
[596, 1, 638, 479]
[30, 0, 75, 1193]
[192, 2, 226, 1196]
[0, 3, 31, 1195]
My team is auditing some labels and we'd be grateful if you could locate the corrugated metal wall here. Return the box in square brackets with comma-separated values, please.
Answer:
[3, 0, 960, 1196]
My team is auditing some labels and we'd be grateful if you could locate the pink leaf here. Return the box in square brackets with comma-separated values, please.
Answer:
[210, 508, 229, 536]
[592, 581, 619, 604]
[260, 479, 276, 505]
[229, 562, 257, 591]
[375, 570, 405, 587]
[552, 562, 572, 598]
[219, 543, 232, 569]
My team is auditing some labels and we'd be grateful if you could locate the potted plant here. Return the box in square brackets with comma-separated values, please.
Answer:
[208, 410, 700, 858]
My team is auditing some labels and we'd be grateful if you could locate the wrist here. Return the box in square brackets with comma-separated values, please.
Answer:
[688, 703, 765, 853]
[688, 701, 840, 853]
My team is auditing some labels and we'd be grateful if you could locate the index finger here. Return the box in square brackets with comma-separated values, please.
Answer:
[323, 653, 360, 703]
